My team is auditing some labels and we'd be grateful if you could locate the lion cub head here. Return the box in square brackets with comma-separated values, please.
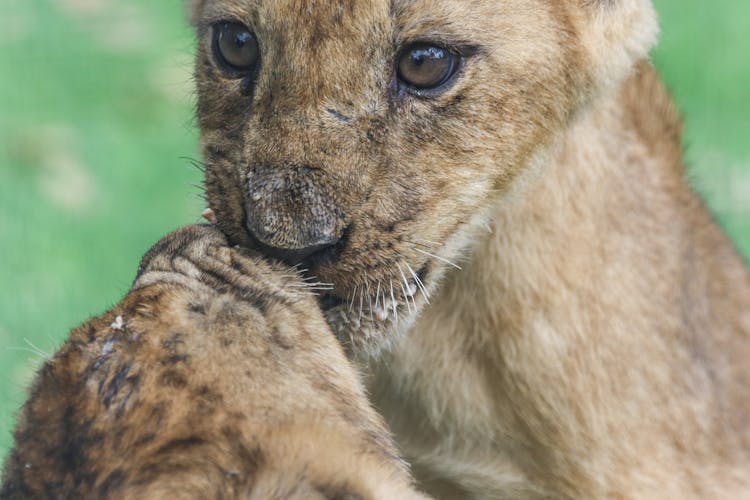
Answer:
[190, 0, 657, 354]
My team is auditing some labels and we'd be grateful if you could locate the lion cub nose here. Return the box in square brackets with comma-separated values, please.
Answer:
[244, 164, 344, 265]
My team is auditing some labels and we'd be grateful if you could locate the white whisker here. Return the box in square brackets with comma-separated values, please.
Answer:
[396, 263, 415, 313]
[390, 280, 398, 321]
[398, 279, 412, 314]
[277, 274, 300, 280]
[364, 272, 374, 322]
[304, 282, 334, 288]
[414, 237, 442, 247]
[5, 346, 47, 360]
[358, 287, 365, 323]
[367, 292, 374, 323]
[406, 262, 430, 304]
[414, 248, 462, 270]
[348, 285, 358, 313]
[285, 282, 334, 290]
[24, 338, 51, 358]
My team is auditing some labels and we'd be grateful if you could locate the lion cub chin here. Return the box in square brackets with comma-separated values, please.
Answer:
[2, 225, 428, 499]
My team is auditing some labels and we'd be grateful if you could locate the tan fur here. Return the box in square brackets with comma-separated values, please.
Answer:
[187, 0, 750, 497]
[1, 226, 427, 499]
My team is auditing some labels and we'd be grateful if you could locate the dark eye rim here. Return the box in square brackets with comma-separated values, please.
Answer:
[395, 42, 467, 98]
[211, 21, 260, 78]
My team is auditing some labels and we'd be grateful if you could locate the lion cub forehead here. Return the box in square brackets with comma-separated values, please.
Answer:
[195, 0, 390, 27]
[191, 0, 520, 38]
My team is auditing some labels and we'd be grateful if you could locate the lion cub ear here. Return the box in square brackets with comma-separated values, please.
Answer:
[576, 0, 659, 90]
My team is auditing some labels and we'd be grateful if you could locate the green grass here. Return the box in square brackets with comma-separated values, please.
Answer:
[652, 1, 750, 253]
[0, 0, 202, 459]
[1, 0, 748, 463]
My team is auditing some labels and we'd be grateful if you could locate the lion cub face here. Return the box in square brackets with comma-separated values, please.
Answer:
[191, 0, 656, 353]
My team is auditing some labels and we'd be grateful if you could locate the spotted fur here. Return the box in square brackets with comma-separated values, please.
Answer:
[1, 225, 428, 499]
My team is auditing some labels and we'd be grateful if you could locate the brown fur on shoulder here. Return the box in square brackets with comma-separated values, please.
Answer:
[1, 225, 427, 499]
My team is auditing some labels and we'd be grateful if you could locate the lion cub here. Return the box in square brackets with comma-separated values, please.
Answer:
[190, 0, 750, 497]
[1, 225, 427, 499]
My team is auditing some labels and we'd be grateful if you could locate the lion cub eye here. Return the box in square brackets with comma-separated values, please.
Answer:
[213, 22, 259, 74]
[397, 43, 459, 92]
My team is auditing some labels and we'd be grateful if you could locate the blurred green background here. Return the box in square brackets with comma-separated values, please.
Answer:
[0, 0, 748, 462]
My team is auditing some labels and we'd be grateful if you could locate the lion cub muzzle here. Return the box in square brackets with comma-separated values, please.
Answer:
[244, 163, 350, 265]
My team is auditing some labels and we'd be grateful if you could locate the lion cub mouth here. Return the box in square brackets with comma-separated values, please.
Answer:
[314, 261, 429, 356]
[203, 208, 434, 352]
[317, 279, 417, 316]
